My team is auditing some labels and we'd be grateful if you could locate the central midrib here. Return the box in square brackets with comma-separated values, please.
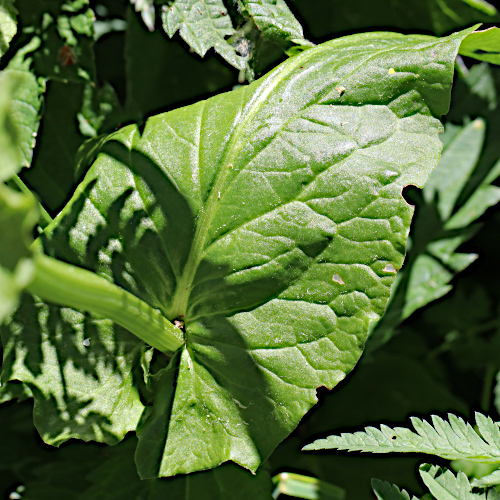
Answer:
[167, 48, 318, 321]
[167, 34, 408, 322]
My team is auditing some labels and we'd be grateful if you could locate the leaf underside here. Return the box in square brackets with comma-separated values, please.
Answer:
[1, 29, 472, 477]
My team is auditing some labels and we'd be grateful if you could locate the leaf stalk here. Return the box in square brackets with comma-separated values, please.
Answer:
[27, 254, 184, 353]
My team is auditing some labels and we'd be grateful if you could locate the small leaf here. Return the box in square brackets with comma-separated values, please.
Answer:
[459, 0, 497, 16]
[427, 231, 479, 272]
[460, 28, 500, 65]
[419, 464, 481, 500]
[446, 158, 500, 230]
[403, 254, 454, 318]
[238, 0, 304, 41]
[162, 0, 248, 71]
[371, 478, 418, 500]
[463, 62, 497, 111]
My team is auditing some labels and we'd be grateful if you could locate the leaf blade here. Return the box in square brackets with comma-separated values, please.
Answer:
[11, 29, 473, 476]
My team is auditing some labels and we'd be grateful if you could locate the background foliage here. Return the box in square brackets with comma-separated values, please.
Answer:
[1, 0, 500, 498]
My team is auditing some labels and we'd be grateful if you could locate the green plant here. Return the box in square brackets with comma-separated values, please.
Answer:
[1, 1, 500, 498]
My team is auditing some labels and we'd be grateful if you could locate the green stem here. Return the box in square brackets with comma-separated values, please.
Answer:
[28, 254, 184, 354]
[11, 174, 53, 228]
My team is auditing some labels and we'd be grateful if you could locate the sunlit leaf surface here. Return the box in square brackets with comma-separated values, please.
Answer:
[2, 29, 471, 477]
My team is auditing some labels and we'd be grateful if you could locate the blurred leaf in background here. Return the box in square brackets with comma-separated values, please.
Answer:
[0, 0, 17, 58]
[290, 0, 499, 39]
[0, 67, 40, 326]
[14, 0, 96, 83]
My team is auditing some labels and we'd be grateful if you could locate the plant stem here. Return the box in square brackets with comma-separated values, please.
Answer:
[28, 254, 184, 354]
[11, 174, 53, 228]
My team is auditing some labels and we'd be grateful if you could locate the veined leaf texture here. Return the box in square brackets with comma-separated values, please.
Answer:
[1, 28, 473, 477]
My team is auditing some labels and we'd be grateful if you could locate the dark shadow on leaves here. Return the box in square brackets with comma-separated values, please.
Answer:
[1, 291, 145, 445]
[10, 138, 333, 463]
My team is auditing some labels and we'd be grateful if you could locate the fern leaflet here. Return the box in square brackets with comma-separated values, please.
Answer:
[303, 412, 500, 463]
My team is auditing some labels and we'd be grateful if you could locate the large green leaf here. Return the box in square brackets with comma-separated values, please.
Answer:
[7, 29, 471, 476]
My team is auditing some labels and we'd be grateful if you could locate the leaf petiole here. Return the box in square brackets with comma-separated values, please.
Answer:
[9, 174, 53, 229]
[27, 253, 184, 354]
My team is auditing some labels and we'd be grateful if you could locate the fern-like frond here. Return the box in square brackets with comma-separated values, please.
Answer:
[371, 478, 418, 500]
[303, 412, 500, 463]
[419, 464, 500, 500]
[471, 469, 500, 488]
